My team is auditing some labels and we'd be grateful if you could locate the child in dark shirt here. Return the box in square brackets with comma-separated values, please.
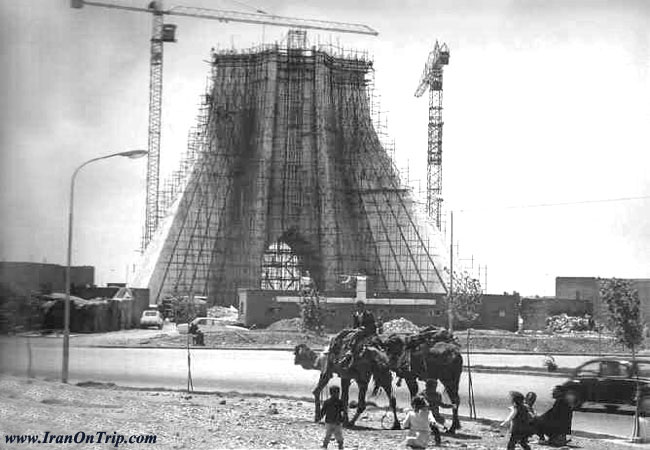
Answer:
[524, 392, 537, 417]
[319, 386, 345, 449]
[501, 391, 532, 450]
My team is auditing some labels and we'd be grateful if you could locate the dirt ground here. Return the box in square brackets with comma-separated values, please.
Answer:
[0, 375, 636, 450]
[58, 326, 331, 349]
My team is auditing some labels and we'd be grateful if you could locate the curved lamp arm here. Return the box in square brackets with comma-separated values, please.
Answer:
[62, 149, 147, 383]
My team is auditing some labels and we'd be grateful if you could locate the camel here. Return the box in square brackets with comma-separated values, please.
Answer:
[293, 329, 400, 429]
[382, 327, 463, 433]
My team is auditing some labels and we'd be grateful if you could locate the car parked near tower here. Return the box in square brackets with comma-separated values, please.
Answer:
[140, 309, 164, 330]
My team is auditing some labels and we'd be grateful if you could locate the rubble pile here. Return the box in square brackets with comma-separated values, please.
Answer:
[207, 305, 238, 318]
[382, 317, 421, 334]
[546, 313, 594, 333]
[207, 305, 239, 325]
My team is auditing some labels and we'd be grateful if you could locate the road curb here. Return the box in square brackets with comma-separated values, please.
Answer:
[11, 333, 648, 358]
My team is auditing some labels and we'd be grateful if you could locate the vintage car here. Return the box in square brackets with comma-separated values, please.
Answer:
[559, 358, 650, 412]
[139, 309, 164, 330]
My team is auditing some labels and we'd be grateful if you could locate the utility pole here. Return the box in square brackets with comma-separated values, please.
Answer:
[484, 264, 487, 294]
[448, 210, 454, 331]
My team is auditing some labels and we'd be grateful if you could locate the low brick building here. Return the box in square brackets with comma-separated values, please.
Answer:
[472, 294, 519, 331]
[556, 276, 650, 323]
[520, 296, 593, 331]
[0, 261, 94, 293]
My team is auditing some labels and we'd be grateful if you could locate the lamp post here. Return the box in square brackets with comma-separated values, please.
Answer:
[62, 149, 147, 383]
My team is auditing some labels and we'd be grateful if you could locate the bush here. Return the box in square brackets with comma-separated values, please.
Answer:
[299, 294, 324, 335]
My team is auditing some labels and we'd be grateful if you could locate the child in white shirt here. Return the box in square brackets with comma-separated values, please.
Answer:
[402, 396, 441, 448]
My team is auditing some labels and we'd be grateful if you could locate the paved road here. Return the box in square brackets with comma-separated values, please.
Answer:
[1, 331, 603, 370]
[0, 339, 637, 438]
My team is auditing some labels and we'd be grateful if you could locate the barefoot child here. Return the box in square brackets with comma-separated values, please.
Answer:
[319, 385, 345, 449]
[402, 396, 441, 448]
[501, 391, 532, 450]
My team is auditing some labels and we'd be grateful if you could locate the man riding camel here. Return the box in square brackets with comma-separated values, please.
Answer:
[340, 300, 377, 370]
[352, 300, 376, 333]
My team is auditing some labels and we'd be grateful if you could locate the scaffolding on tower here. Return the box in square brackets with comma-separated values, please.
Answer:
[131, 37, 453, 306]
[71, 0, 378, 250]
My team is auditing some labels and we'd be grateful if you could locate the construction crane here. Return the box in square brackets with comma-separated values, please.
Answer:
[71, 0, 378, 249]
[414, 41, 449, 230]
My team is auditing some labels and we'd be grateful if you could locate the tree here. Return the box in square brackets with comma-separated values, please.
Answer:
[600, 278, 644, 356]
[600, 278, 645, 442]
[445, 269, 483, 329]
[300, 293, 325, 335]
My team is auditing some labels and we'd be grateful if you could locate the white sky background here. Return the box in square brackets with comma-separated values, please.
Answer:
[0, 0, 648, 295]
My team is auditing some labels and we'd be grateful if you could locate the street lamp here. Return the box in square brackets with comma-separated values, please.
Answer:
[62, 149, 147, 383]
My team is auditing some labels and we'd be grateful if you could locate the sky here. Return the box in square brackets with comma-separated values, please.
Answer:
[0, 0, 649, 295]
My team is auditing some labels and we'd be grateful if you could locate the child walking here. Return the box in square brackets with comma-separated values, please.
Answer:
[402, 396, 441, 448]
[501, 391, 532, 450]
[319, 386, 345, 449]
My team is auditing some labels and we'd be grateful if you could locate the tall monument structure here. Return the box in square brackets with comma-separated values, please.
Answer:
[135, 39, 449, 306]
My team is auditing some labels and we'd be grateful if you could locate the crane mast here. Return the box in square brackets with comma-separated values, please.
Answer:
[146, 5, 164, 247]
[71, 0, 378, 249]
[414, 41, 449, 230]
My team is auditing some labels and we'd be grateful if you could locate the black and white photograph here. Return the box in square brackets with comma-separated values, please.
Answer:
[1, 0, 649, 448]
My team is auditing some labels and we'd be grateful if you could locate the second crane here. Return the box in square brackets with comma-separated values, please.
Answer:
[415, 41, 449, 230]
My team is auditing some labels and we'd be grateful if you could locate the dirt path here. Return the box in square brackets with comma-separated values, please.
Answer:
[0, 375, 637, 449]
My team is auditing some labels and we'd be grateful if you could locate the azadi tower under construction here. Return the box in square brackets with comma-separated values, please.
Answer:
[134, 35, 450, 306]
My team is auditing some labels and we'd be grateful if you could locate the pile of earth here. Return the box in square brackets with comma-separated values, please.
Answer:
[266, 317, 303, 331]
[381, 317, 421, 334]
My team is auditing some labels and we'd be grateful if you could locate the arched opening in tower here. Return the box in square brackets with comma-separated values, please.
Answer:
[260, 241, 301, 291]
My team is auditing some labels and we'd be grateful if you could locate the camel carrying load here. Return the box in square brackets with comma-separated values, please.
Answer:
[294, 326, 464, 432]
[402, 326, 459, 349]
[327, 329, 384, 369]
[382, 326, 464, 433]
[294, 329, 400, 429]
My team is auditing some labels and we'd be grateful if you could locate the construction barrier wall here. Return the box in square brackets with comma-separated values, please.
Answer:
[40, 289, 150, 333]
[239, 288, 519, 331]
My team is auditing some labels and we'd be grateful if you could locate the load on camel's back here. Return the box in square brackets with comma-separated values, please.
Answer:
[293, 329, 401, 430]
[382, 326, 464, 433]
